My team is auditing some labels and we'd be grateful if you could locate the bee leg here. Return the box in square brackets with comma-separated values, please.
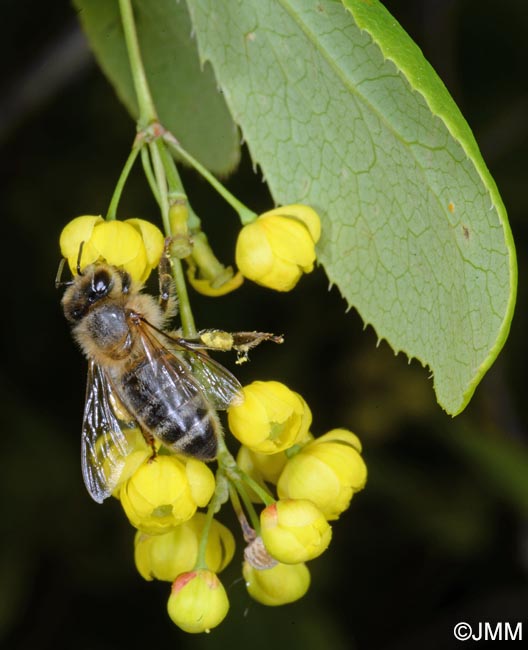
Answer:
[158, 240, 173, 314]
[140, 429, 158, 462]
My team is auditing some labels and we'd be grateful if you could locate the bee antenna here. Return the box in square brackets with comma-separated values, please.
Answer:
[55, 258, 74, 289]
[76, 241, 86, 276]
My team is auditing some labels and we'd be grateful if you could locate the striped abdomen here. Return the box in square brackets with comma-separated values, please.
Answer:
[116, 356, 218, 460]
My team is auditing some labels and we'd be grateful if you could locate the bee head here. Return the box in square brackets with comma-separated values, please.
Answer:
[62, 264, 131, 322]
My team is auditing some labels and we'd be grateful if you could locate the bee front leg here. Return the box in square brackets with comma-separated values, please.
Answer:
[158, 240, 174, 314]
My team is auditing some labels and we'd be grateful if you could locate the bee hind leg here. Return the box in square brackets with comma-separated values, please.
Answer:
[140, 429, 158, 462]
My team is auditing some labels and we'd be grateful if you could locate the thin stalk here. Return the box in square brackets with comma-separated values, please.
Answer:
[140, 146, 161, 208]
[194, 485, 218, 571]
[164, 134, 257, 225]
[231, 478, 261, 533]
[106, 145, 141, 220]
[148, 141, 170, 232]
[118, 0, 157, 125]
[216, 434, 274, 507]
[229, 486, 257, 542]
[149, 139, 197, 337]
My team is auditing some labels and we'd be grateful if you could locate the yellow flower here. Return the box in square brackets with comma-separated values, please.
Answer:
[125, 218, 165, 275]
[243, 560, 311, 606]
[184, 458, 216, 507]
[59, 215, 103, 271]
[227, 381, 311, 454]
[134, 513, 235, 581]
[59, 216, 164, 282]
[119, 455, 214, 534]
[277, 429, 367, 520]
[260, 499, 332, 564]
[167, 570, 229, 633]
[235, 204, 321, 291]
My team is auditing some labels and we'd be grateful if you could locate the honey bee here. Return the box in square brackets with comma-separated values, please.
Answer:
[59, 256, 279, 503]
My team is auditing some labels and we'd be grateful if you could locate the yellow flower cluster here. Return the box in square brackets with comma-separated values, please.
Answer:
[58, 204, 366, 633]
[115, 454, 233, 633]
[227, 380, 367, 607]
[60, 215, 164, 282]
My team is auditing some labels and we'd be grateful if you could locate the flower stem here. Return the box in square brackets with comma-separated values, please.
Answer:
[163, 133, 257, 225]
[140, 146, 161, 208]
[118, 0, 157, 126]
[194, 484, 218, 571]
[106, 145, 141, 220]
[229, 486, 257, 542]
[148, 141, 170, 233]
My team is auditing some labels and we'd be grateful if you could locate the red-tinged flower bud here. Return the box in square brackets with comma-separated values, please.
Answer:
[260, 499, 332, 564]
[167, 570, 229, 633]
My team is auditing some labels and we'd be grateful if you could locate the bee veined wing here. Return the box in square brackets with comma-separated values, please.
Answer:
[81, 360, 141, 503]
[139, 322, 243, 410]
[182, 348, 244, 409]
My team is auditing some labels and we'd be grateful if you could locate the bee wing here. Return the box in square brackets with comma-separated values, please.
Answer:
[81, 360, 137, 503]
[183, 348, 244, 409]
[138, 320, 243, 410]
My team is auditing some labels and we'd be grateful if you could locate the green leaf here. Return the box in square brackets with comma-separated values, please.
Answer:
[186, 0, 517, 414]
[73, 0, 240, 175]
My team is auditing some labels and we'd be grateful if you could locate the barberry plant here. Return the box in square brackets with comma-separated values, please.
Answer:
[59, 0, 368, 635]
[62, 0, 516, 635]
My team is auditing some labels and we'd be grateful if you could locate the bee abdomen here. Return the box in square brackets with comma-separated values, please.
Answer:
[159, 408, 218, 460]
[118, 363, 218, 460]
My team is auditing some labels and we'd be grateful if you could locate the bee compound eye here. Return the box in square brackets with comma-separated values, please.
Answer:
[91, 270, 112, 298]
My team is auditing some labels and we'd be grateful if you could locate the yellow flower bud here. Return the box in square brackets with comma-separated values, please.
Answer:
[277, 429, 367, 520]
[243, 560, 311, 606]
[227, 381, 311, 454]
[311, 428, 363, 452]
[184, 458, 216, 507]
[134, 513, 235, 581]
[167, 570, 229, 633]
[120, 455, 198, 534]
[235, 204, 321, 292]
[260, 499, 332, 564]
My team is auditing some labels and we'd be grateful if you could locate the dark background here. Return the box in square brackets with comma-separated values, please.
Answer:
[1, 1, 527, 648]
